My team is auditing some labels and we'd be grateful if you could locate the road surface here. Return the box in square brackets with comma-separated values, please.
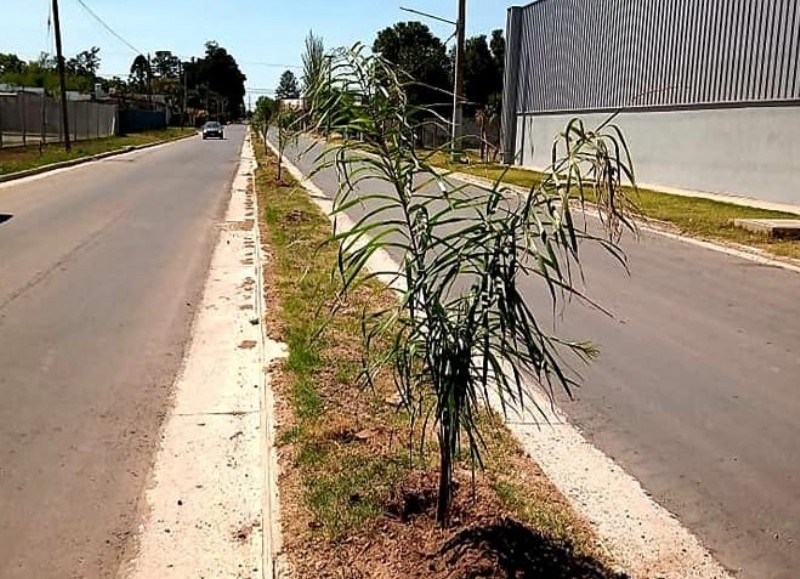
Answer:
[280, 135, 800, 579]
[0, 126, 245, 578]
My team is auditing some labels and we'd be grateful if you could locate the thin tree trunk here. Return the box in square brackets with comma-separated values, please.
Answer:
[277, 146, 283, 182]
[436, 426, 452, 527]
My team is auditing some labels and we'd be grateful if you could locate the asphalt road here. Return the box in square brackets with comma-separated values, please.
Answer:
[0, 126, 244, 578]
[280, 135, 800, 579]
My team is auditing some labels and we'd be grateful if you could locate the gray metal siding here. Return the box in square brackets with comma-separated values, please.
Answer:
[510, 0, 800, 114]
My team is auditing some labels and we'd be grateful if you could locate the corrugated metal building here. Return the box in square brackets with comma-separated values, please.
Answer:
[501, 0, 800, 204]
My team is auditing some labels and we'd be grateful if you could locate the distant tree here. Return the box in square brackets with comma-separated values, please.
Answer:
[275, 70, 300, 100]
[489, 29, 505, 105]
[195, 41, 247, 118]
[152, 50, 180, 79]
[462, 30, 505, 160]
[84, 47, 101, 77]
[474, 105, 500, 162]
[67, 46, 101, 79]
[107, 76, 129, 96]
[150, 50, 183, 107]
[36, 52, 57, 70]
[301, 31, 325, 95]
[1, 50, 93, 93]
[0, 53, 25, 75]
[273, 108, 298, 182]
[463, 35, 495, 108]
[460, 30, 505, 111]
[490, 30, 505, 78]
[129, 54, 152, 94]
[252, 95, 277, 137]
[373, 21, 450, 108]
[182, 57, 200, 107]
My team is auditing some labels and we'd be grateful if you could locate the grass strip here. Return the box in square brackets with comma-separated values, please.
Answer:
[254, 133, 624, 578]
[0, 127, 196, 176]
[428, 150, 800, 261]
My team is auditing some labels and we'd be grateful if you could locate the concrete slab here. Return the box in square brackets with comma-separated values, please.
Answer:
[123, 134, 288, 579]
[732, 218, 800, 239]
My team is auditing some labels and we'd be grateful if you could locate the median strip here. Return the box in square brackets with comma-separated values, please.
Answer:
[253, 132, 635, 578]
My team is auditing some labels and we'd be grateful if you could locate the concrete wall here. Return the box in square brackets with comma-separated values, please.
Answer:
[501, 1, 800, 204]
[504, 0, 800, 114]
[515, 106, 800, 205]
[0, 94, 117, 147]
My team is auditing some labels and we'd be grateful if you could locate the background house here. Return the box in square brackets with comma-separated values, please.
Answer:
[501, 0, 800, 205]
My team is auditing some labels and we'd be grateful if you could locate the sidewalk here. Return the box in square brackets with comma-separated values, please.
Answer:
[122, 135, 287, 579]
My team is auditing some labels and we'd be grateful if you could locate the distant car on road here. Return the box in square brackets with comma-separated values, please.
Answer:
[202, 121, 224, 140]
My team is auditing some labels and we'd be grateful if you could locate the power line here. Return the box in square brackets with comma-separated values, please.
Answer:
[73, 0, 143, 55]
[241, 62, 302, 69]
[400, 6, 457, 26]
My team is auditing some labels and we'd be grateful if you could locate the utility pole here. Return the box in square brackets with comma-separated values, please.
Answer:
[451, 0, 466, 160]
[147, 53, 153, 105]
[52, 0, 71, 151]
[182, 61, 188, 127]
[326, 55, 333, 135]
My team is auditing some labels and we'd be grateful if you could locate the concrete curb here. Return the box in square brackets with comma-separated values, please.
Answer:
[249, 132, 291, 578]
[636, 180, 800, 216]
[123, 132, 287, 579]
[0, 132, 197, 184]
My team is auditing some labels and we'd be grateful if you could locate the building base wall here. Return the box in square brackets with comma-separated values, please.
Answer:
[515, 106, 800, 205]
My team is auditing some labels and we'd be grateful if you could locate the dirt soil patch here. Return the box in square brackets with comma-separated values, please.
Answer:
[285, 471, 625, 579]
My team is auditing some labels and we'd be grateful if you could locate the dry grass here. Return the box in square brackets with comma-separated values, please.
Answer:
[254, 134, 626, 578]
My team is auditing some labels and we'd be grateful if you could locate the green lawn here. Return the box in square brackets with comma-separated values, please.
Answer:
[0, 127, 196, 176]
[427, 151, 800, 261]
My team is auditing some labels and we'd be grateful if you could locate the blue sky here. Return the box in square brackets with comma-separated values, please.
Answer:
[2, 0, 507, 108]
